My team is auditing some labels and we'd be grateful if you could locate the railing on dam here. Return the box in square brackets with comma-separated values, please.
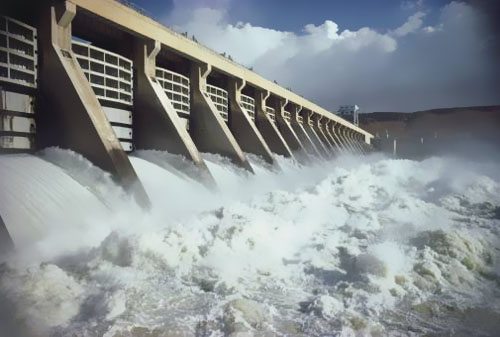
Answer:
[206, 84, 228, 122]
[72, 41, 133, 106]
[0, 16, 37, 151]
[72, 40, 134, 151]
[265, 106, 276, 123]
[155, 67, 190, 130]
[282, 110, 291, 123]
[240, 94, 255, 121]
[0, 16, 37, 89]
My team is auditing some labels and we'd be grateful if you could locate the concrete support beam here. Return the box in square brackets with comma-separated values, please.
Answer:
[305, 112, 329, 158]
[331, 122, 349, 154]
[337, 125, 353, 153]
[38, 1, 150, 208]
[313, 115, 336, 157]
[302, 123, 327, 159]
[189, 62, 253, 172]
[360, 133, 372, 153]
[324, 120, 342, 155]
[253, 90, 293, 159]
[0, 214, 14, 256]
[227, 78, 275, 165]
[341, 125, 358, 154]
[290, 106, 322, 158]
[133, 40, 215, 186]
[347, 131, 359, 153]
[271, 98, 308, 164]
[350, 131, 364, 154]
[351, 131, 365, 154]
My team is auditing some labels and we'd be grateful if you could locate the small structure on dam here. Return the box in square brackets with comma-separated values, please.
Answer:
[0, 0, 373, 249]
[337, 105, 360, 126]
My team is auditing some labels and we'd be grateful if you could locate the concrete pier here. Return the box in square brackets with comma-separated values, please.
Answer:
[0, 214, 14, 256]
[254, 90, 294, 158]
[37, 2, 150, 208]
[351, 131, 365, 154]
[189, 63, 253, 172]
[290, 105, 322, 158]
[270, 97, 308, 163]
[324, 120, 342, 155]
[342, 126, 359, 154]
[133, 40, 215, 186]
[305, 111, 330, 159]
[331, 121, 349, 154]
[313, 114, 336, 156]
[227, 78, 275, 165]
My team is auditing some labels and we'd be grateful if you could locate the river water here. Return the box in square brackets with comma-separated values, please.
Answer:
[0, 148, 499, 336]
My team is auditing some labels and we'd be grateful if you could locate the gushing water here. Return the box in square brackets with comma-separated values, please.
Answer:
[0, 148, 499, 337]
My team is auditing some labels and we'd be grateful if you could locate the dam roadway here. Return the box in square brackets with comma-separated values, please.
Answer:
[0, 0, 373, 246]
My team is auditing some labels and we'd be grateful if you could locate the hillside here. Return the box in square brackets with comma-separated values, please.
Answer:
[359, 106, 500, 159]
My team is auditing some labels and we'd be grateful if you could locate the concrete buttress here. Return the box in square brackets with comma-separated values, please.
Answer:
[189, 62, 253, 172]
[38, 1, 150, 208]
[253, 90, 293, 159]
[313, 115, 336, 156]
[271, 97, 308, 164]
[227, 78, 275, 165]
[290, 106, 322, 158]
[324, 120, 342, 154]
[305, 112, 329, 158]
[340, 125, 357, 154]
[331, 122, 349, 154]
[350, 131, 364, 154]
[0, 214, 14, 256]
[133, 40, 215, 187]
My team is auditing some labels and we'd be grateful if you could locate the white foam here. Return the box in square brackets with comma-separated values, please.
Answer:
[1, 150, 499, 336]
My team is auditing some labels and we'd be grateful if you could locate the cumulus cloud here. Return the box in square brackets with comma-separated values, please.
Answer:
[164, 1, 500, 112]
[170, 7, 291, 66]
[391, 11, 426, 36]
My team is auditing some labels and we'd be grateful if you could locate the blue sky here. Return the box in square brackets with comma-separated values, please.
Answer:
[129, 0, 450, 33]
[126, 0, 499, 112]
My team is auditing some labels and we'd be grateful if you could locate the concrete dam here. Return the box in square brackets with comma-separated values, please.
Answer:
[0, 0, 372, 248]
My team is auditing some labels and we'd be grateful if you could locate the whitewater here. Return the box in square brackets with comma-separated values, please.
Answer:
[0, 149, 499, 337]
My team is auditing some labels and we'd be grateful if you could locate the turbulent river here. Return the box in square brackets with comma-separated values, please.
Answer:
[0, 149, 499, 337]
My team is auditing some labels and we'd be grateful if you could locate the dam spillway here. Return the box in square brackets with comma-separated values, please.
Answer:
[0, 0, 372, 248]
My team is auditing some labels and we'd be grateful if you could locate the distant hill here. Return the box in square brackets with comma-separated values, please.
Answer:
[359, 106, 500, 159]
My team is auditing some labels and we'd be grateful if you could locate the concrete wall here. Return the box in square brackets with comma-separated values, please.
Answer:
[68, 0, 372, 143]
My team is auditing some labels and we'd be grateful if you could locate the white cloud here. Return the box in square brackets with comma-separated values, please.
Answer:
[165, 1, 500, 112]
[391, 11, 426, 36]
[169, 7, 290, 66]
[401, 0, 424, 11]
